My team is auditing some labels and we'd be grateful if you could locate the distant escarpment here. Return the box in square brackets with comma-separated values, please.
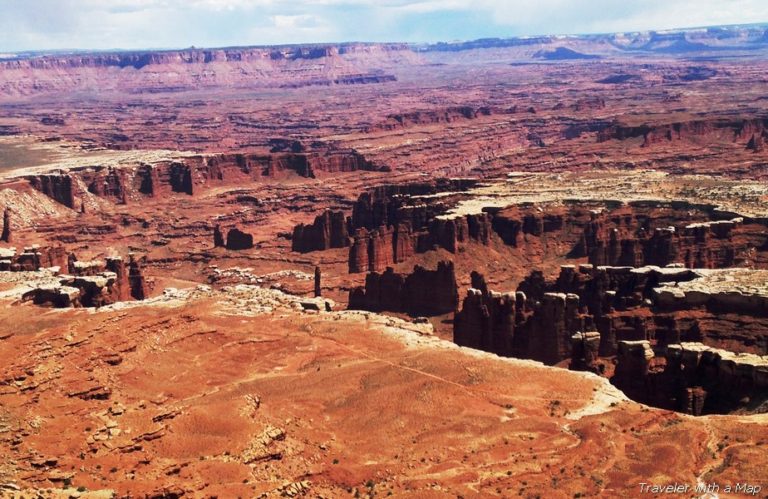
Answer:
[0, 43, 415, 97]
[533, 47, 601, 60]
[368, 106, 498, 131]
[21, 146, 383, 208]
[597, 116, 768, 148]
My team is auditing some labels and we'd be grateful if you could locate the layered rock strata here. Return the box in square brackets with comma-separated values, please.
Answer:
[292, 210, 350, 253]
[455, 265, 768, 362]
[24, 148, 381, 208]
[613, 341, 768, 414]
[21, 254, 149, 308]
[348, 261, 458, 317]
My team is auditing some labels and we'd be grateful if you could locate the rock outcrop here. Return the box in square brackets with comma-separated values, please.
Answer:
[348, 210, 492, 273]
[349, 226, 397, 273]
[314, 266, 322, 297]
[213, 225, 225, 248]
[127, 254, 149, 300]
[612, 341, 768, 415]
[368, 106, 497, 132]
[23, 273, 118, 308]
[575, 212, 751, 269]
[225, 228, 254, 251]
[348, 261, 458, 317]
[454, 272, 587, 364]
[570, 331, 602, 373]
[292, 210, 350, 253]
[1, 208, 10, 243]
[597, 117, 768, 149]
[454, 272, 517, 356]
[454, 264, 768, 369]
[612, 340, 655, 400]
[342, 186, 768, 273]
[24, 148, 381, 208]
[27, 174, 76, 208]
[21, 254, 149, 308]
[0, 245, 68, 272]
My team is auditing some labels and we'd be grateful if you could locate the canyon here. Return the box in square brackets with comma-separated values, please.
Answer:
[1, 23, 767, 497]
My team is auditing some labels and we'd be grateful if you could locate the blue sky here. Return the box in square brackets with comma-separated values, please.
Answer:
[1, 0, 767, 52]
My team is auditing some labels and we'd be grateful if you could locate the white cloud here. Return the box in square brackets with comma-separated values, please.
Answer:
[270, 14, 319, 29]
[0, 0, 766, 51]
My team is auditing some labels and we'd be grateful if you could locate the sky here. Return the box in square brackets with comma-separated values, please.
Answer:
[1, 0, 767, 52]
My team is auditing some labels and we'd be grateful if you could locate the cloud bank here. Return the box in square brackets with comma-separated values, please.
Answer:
[1, 0, 767, 52]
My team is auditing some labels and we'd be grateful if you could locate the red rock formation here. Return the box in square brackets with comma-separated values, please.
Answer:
[746, 132, 765, 152]
[348, 212, 492, 273]
[662, 343, 768, 414]
[225, 227, 254, 250]
[368, 106, 496, 132]
[127, 254, 149, 300]
[24, 148, 380, 207]
[314, 266, 322, 298]
[349, 226, 394, 273]
[459, 262, 768, 369]
[348, 261, 458, 316]
[611, 341, 768, 415]
[350, 179, 478, 231]
[105, 256, 131, 301]
[392, 222, 415, 263]
[611, 340, 655, 401]
[519, 292, 586, 365]
[102, 255, 147, 302]
[455, 270, 589, 364]
[368, 227, 396, 272]
[570, 331, 602, 373]
[454, 272, 517, 356]
[213, 225, 225, 248]
[23, 271, 125, 308]
[0, 43, 416, 97]
[597, 117, 768, 148]
[0, 245, 68, 272]
[86, 168, 128, 204]
[1, 207, 11, 243]
[572, 207, 760, 269]
[169, 162, 195, 195]
[572, 97, 606, 111]
[137, 164, 160, 196]
[27, 174, 76, 208]
[292, 210, 350, 253]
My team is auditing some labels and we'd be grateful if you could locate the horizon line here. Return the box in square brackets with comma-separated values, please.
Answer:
[3, 20, 767, 57]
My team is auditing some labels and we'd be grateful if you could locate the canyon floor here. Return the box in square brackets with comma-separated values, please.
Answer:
[1, 26, 768, 498]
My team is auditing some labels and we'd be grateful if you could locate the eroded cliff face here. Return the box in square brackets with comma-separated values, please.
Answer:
[292, 210, 350, 253]
[348, 260, 458, 316]
[596, 116, 768, 149]
[367, 106, 498, 132]
[11, 251, 150, 308]
[453, 272, 517, 356]
[336, 182, 768, 274]
[22, 148, 382, 209]
[0, 43, 416, 97]
[613, 341, 768, 415]
[453, 264, 768, 414]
